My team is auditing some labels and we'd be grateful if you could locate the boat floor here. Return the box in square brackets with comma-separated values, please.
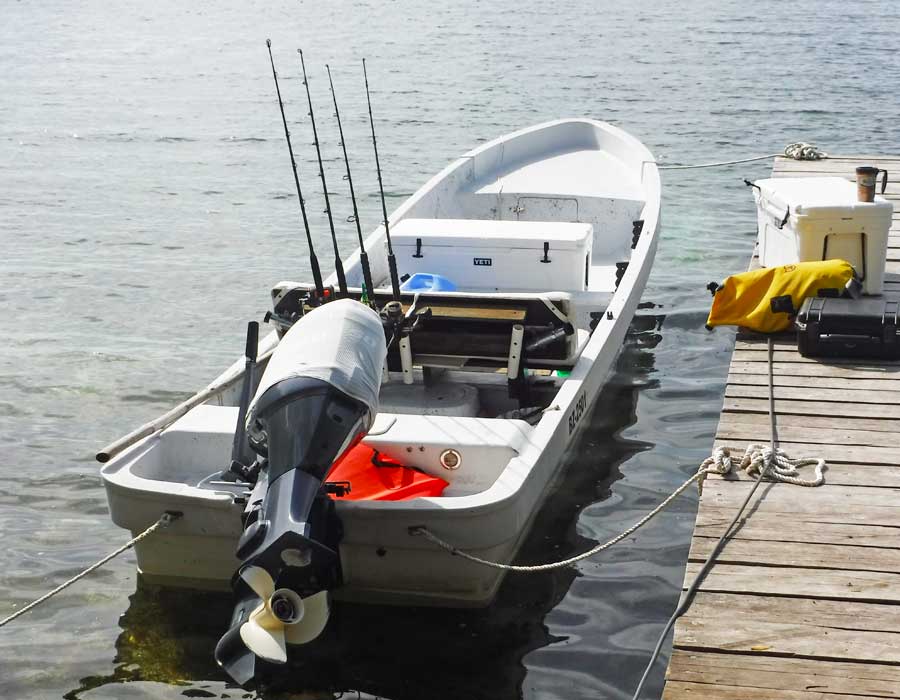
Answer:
[474, 148, 644, 201]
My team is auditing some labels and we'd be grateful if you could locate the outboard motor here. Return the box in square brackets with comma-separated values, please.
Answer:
[215, 299, 387, 685]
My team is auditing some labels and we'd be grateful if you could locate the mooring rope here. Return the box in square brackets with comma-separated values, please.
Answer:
[413, 467, 710, 572]
[410, 337, 825, 698]
[657, 142, 828, 170]
[411, 441, 822, 573]
[628, 336, 824, 700]
[0, 511, 180, 629]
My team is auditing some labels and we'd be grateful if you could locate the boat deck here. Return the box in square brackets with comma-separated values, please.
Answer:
[473, 148, 645, 200]
[662, 155, 900, 699]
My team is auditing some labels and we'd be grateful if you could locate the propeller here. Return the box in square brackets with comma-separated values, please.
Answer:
[215, 565, 331, 685]
[237, 566, 330, 662]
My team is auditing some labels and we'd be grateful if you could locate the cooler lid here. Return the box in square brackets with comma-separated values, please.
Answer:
[390, 218, 593, 250]
[755, 176, 893, 219]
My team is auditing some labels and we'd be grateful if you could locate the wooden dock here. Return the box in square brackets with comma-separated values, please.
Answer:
[662, 155, 900, 699]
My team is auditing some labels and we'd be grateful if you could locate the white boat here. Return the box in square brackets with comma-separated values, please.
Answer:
[99, 118, 660, 683]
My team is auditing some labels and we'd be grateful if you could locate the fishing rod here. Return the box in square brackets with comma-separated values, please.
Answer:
[299, 49, 348, 298]
[362, 58, 402, 302]
[265, 39, 324, 298]
[326, 64, 375, 300]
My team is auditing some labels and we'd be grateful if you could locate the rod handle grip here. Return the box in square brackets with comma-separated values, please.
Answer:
[245, 321, 259, 362]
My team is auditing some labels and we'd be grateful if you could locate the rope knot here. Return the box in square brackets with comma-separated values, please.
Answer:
[784, 142, 828, 161]
[700, 445, 733, 477]
[738, 443, 826, 487]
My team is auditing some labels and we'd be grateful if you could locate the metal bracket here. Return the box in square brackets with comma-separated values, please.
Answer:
[615, 262, 629, 288]
[399, 336, 414, 385]
[507, 324, 524, 379]
[631, 219, 645, 249]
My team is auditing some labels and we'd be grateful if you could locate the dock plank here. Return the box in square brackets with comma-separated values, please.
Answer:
[667, 650, 900, 699]
[711, 437, 900, 464]
[716, 410, 900, 433]
[662, 155, 900, 699]
[723, 396, 900, 419]
[663, 681, 883, 700]
[724, 383, 900, 404]
[703, 462, 900, 488]
[676, 597, 900, 660]
[716, 419, 900, 448]
[695, 510, 900, 547]
[698, 478, 900, 510]
[688, 536, 900, 573]
[673, 617, 900, 664]
[729, 360, 900, 379]
[682, 562, 900, 604]
[682, 591, 900, 634]
[727, 371, 900, 392]
[731, 348, 900, 364]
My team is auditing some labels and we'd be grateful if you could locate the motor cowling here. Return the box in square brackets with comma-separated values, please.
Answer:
[215, 299, 386, 685]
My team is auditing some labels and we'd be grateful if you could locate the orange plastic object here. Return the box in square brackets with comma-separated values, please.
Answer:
[326, 444, 448, 501]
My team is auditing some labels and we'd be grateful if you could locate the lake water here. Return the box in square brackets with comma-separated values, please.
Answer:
[2, 1, 898, 698]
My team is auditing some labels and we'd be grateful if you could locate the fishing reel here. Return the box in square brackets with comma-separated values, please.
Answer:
[379, 298, 432, 383]
[380, 297, 431, 343]
[265, 285, 339, 336]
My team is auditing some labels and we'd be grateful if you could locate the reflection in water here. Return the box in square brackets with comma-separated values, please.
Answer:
[64, 320, 661, 700]
[64, 582, 234, 699]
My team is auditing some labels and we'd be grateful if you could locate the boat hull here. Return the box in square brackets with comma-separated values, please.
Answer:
[108, 219, 658, 606]
[101, 117, 661, 607]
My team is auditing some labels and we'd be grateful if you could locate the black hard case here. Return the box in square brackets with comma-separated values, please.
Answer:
[796, 297, 900, 359]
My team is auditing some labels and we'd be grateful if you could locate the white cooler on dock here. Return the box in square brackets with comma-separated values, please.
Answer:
[753, 177, 893, 295]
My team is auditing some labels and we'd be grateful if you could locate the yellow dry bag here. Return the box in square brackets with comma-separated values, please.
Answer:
[706, 259, 857, 333]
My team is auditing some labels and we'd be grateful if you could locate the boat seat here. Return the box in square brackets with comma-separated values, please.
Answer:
[269, 282, 591, 369]
[362, 413, 533, 496]
[398, 294, 577, 368]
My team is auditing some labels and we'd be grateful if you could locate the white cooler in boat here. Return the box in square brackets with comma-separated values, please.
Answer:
[390, 218, 593, 292]
[753, 176, 893, 295]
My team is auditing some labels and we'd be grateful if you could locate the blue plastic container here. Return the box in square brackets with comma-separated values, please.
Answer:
[400, 272, 457, 293]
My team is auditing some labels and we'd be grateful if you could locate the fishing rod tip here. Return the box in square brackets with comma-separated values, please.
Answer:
[266, 38, 271, 47]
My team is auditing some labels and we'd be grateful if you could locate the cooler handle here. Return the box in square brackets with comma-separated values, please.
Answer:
[775, 205, 790, 230]
[745, 178, 788, 228]
[821, 234, 867, 282]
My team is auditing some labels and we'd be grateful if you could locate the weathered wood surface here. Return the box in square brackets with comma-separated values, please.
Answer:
[723, 395, 900, 419]
[662, 156, 900, 699]
[668, 650, 900, 698]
